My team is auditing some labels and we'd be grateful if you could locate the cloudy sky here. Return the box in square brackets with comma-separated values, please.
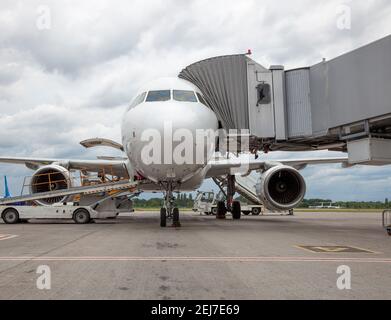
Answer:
[0, 0, 391, 200]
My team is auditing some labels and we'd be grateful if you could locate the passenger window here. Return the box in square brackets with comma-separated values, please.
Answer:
[196, 92, 208, 106]
[173, 90, 197, 102]
[128, 92, 146, 110]
[146, 90, 171, 102]
[256, 83, 271, 105]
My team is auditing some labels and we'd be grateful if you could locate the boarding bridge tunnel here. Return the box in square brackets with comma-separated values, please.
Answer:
[179, 35, 391, 166]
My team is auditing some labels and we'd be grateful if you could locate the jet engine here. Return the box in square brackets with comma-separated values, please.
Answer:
[256, 165, 306, 211]
[30, 165, 71, 205]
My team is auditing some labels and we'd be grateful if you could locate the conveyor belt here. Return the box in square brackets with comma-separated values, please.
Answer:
[0, 180, 137, 205]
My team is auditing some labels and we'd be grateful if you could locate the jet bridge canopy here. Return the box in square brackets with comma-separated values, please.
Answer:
[179, 54, 252, 130]
[179, 35, 391, 161]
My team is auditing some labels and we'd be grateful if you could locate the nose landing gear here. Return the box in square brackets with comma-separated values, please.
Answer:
[160, 182, 181, 228]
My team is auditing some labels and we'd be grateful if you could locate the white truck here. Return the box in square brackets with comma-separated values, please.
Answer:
[0, 203, 117, 224]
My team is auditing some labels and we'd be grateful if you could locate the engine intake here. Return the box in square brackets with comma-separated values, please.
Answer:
[257, 165, 306, 211]
[30, 165, 71, 205]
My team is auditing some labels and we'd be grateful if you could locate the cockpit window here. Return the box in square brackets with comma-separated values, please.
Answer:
[196, 92, 208, 106]
[173, 90, 197, 102]
[146, 90, 171, 102]
[128, 92, 146, 110]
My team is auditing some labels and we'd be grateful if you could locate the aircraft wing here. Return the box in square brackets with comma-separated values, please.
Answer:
[0, 156, 129, 177]
[205, 156, 350, 178]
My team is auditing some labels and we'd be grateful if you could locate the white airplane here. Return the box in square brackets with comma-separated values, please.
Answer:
[309, 202, 342, 209]
[0, 77, 349, 227]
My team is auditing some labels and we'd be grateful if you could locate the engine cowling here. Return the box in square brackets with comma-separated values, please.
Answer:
[256, 165, 306, 211]
[30, 165, 71, 206]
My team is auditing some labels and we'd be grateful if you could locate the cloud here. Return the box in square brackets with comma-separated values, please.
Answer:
[0, 104, 123, 157]
[0, 0, 391, 199]
[0, 63, 24, 86]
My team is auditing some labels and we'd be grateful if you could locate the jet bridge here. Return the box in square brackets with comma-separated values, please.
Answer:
[179, 35, 391, 165]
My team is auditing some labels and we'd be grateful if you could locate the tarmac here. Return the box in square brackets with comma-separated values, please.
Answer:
[0, 210, 390, 300]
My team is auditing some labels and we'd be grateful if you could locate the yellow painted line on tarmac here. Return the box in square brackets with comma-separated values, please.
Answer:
[0, 256, 390, 263]
[296, 245, 378, 254]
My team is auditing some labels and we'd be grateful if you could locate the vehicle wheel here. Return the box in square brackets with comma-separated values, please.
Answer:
[2, 208, 19, 224]
[211, 207, 218, 215]
[387, 228, 391, 236]
[73, 209, 91, 224]
[160, 208, 167, 227]
[251, 207, 261, 216]
[232, 201, 241, 220]
[216, 201, 227, 219]
[242, 211, 250, 216]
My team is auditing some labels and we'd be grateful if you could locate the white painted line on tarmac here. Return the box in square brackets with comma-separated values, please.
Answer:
[0, 256, 390, 263]
[0, 234, 18, 241]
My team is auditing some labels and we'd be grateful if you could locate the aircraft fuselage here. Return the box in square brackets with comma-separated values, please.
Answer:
[121, 77, 218, 190]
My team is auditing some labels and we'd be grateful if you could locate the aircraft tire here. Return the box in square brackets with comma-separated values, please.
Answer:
[172, 208, 181, 227]
[232, 201, 241, 220]
[173, 208, 179, 222]
[160, 208, 167, 227]
[216, 201, 227, 219]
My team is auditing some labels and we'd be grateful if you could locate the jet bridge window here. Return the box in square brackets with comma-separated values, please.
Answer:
[256, 83, 271, 105]
[128, 92, 146, 110]
[173, 90, 197, 102]
[146, 90, 171, 102]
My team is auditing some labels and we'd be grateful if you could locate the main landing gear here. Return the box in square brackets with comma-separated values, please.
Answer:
[216, 175, 241, 220]
[160, 182, 181, 228]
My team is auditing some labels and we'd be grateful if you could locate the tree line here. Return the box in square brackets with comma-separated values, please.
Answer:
[299, 198, 391, 209]
[133, 193, 194, 208]
[132, 193, 391, 210]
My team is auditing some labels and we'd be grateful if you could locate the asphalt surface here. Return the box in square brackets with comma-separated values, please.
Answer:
[0, 210, 390, 300]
